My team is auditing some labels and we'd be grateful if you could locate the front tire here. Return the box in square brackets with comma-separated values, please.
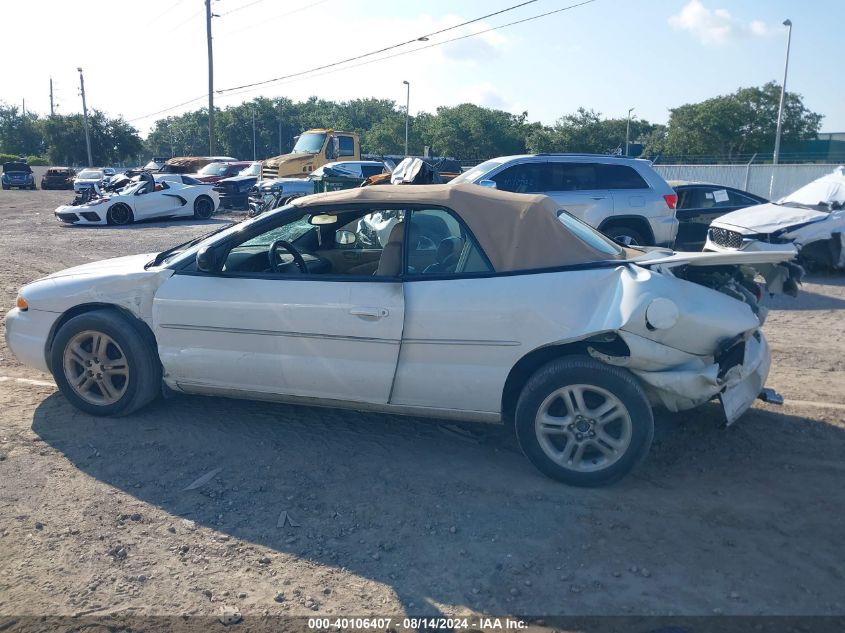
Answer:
[514, 356, 654, 486]
[193, 195, 214, 219]
[107, 203, 133, 225]
[50, 310, 161, 417]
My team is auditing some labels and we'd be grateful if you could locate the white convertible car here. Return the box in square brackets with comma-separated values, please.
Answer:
[55, 175, 219, 226]
[8, 185, 795, 485]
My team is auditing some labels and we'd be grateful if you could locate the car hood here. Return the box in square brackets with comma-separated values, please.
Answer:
[713, 202, 828, 235]
[41, 253, 159, 280]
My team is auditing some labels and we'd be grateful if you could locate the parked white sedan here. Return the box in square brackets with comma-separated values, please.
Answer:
[55, 177, 219, 226]
[8, 184, 795, 485]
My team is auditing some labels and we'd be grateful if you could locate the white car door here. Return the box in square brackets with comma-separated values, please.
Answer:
[132, 183, 183, 220]
[151, 211, 404, 404]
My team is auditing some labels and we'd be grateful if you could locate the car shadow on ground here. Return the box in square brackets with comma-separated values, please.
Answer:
[30, 393, 845, 617]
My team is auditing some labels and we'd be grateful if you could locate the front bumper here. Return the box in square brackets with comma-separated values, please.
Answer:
[628, 330, 771, 424]
[704, 232, 797, 255]
[218, 192, 249, 209]
[4, 307, 58, 374]
[54, 205, 107, 225]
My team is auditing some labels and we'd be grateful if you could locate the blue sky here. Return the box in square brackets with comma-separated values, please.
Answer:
[3, 0, 843, 135]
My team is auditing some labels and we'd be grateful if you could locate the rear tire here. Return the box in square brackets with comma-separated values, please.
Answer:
[514, 356, 654, 487]
[193, 195, 215, 219]
[107, 203, 133, 225]
[603, 225, 646, 247]
[50, 309, 161, 417]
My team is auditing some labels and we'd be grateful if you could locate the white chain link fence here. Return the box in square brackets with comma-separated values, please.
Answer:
[653, 163, 840, 200]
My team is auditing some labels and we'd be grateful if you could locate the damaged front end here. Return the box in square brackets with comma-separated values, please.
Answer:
[580, 251, 794, 424]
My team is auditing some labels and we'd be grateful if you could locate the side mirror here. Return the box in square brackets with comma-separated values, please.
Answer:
[335, 229, 357, 245]
[196, 246, 219, 273]
[478, 179, 497, 189]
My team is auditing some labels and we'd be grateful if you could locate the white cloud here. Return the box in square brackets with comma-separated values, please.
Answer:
[668, 0, 774, 45]
[457, 82, 508, 110]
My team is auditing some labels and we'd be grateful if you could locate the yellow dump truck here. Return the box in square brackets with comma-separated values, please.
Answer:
[260, 129, 361, 180]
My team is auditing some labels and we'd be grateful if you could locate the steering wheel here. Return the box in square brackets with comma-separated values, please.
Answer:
[268, 239, 308, 273]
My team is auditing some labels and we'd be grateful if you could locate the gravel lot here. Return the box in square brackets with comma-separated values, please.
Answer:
[0, 189, 843, 625]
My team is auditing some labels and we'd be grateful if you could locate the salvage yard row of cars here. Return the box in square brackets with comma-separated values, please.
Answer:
[3, 148, 844, 485]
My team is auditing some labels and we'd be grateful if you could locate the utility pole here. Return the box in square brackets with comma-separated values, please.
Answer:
[770, 19, 793, 198]
[625, 107, 635, 157]
[205, 0, 215, 155]
[252, 106, 257, 160]
[49, 78, 55, 116]
[403, 80, 410, 157]
[278, 101, 283, 155]
[77, 67, 93, 167]
[22, 99, 26, 116]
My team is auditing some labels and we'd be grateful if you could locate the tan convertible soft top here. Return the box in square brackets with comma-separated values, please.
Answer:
[293, 183, 623, 272]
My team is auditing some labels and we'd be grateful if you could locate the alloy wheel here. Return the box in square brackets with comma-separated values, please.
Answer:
[534, 384, 633, 472]
[62, 330, 130, 405]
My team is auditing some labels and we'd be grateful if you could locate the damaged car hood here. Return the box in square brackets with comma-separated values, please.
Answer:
[713, 202, 829, 235]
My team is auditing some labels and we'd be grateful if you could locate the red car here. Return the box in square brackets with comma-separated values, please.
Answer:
[190, 161, 253, 183]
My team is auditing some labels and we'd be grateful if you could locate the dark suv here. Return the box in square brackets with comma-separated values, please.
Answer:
[41, 167, 77, 190]
[2, 162, 36, 190]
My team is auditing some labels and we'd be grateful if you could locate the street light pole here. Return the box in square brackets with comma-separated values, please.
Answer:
[770, 19, 793, 198]
[625, 107, 635, 157]
[205, 0, 215, 155]
[403, 80, 410, 157]
[252, 106, 256, 160]
[77, 67, 93, 167]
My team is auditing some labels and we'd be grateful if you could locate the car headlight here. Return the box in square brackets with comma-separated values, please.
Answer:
[645, 298, 679, 330]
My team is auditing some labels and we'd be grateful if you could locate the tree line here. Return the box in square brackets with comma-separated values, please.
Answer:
[0, 82, 823, 166]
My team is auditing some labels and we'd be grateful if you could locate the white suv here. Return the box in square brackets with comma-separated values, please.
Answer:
[451, 154, 679, 247]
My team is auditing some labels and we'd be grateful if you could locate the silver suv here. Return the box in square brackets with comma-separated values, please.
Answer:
[451, 154, 679, 246]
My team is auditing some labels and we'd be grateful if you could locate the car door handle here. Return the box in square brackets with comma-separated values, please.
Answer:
[590, 196, 608, 200]
[349, 307, 389, 319]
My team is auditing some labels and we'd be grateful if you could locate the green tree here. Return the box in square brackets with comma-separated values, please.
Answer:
[645, 82, 823, 162]
[417, 103, 527, 159]
[0, 103, 43, 156]
[524, 108, 661, 155]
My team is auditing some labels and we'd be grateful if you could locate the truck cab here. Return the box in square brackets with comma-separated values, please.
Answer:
[261, 129, 360, 180]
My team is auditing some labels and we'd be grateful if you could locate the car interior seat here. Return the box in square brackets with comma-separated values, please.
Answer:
[424, 237, 464, 274]
[374, 222, 404, 277]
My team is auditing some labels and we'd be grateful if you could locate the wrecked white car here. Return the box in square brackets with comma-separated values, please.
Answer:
[6, 184, 793, 486]
[706, 166, 845, 270]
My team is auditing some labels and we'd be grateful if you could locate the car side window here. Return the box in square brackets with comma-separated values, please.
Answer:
[338, 136, 355, 157]
[596, 164, 649, 189]
[547, 162, 598, 191]
[492, 163, 544, 193]
[726, 190, 758, 206]
[405, 208, 493, 276]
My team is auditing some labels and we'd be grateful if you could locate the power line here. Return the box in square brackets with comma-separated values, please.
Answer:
[217, 0, 270, 17]
[218, 0, 597, 100]
[216, 0, 333, 37]
[128, 0, 596, 124]
[127, 94, 208, 123]
[217, 0, 541, 94]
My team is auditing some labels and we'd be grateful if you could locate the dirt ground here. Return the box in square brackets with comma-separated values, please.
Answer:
[0, 189, 843, 626]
